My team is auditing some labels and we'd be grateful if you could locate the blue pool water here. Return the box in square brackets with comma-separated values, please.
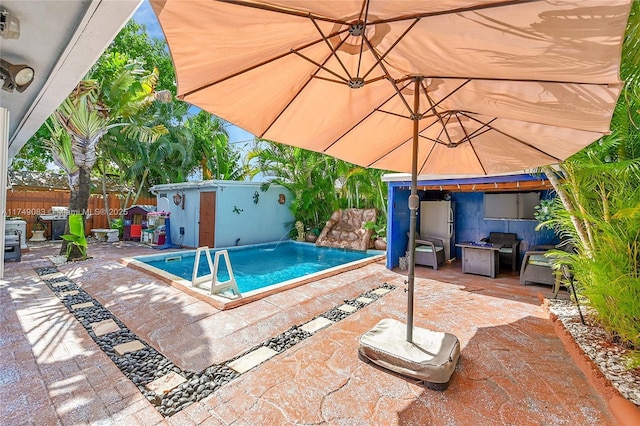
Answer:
[136, 241, 379, 294]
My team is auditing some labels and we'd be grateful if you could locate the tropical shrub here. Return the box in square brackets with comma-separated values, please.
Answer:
[248, 140, 389, 236]
[540, 3, 640, 364]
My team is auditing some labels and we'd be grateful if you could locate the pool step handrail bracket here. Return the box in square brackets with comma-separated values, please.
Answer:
[191, 246, 214, 287]
[211, 250, 241, 299]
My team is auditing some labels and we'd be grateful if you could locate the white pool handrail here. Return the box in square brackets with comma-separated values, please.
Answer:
[191, 246, 213, 287]
[191, 246, 241, 299]
[211, 250, 241, 299]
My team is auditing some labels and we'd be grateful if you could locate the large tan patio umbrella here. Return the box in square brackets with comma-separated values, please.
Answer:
[151, 0, 631, 383]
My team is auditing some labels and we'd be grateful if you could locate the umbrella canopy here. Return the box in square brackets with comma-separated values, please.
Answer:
[151, 0, 631, 346]
[151, 0, 630, 175]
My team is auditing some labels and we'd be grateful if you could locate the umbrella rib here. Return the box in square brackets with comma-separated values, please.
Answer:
[309, 16, 352, 80]
[417, 135, 439, 174]
[355, 1, 372, 78]
[467, 140, 489, 175]
[364, 126, 442, 171]
[377, 103, 461, 123]
[314, 73, 389, 86]
[365, 113, 439, 170]
[363, 38, 414, 116]
[218, 0, 537, 26]
[460, 112, 563, 162]
[261, 27, 363, 139]
[362, 18, 421, 82]
[420, 80, 453, 143]
[180, 27, 350, 98]
[415, 75, 617, 87]
[416, 116, 492, 147]
[365, 135, 411, 169]
[313, 75, 351, 85]
[291, 50, 349, 83]
[455, 113, 475, 148]
[457, 119, 496, 146]
[377, 110, 412, 120]
[439, 113, 457, 146]
[357, 0, 367, 21]
[324, 89, 405, 152]
[419, 80, 471, 117]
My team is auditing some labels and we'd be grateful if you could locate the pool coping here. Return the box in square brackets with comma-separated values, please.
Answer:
[118, 244, 386, 310]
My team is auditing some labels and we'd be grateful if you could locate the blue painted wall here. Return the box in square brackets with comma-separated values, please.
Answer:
[451, 192, 558, 261]
[386, 176, 559, 269]
[386, 186, 411, 269]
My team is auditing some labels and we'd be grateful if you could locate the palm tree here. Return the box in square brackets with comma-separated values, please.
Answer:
[98, 120, 192, 218]
[184, 111, 246, 180]
[45, 57, 169, 258]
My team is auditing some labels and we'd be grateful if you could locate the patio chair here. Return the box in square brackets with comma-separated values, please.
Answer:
[4, 230, 21, 262]
[520, 251, 555, 286]
[408, 233, 446, 270]
[481, 232, 519, 271]
[520, 243, 575, 290]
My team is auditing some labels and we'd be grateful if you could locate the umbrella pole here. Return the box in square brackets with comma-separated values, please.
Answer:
[357, 77, 460, 386]
[406, 77, 421, 343]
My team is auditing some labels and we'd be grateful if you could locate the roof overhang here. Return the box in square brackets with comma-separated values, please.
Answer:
[0, 0, 141, 160]
[382, 170, 543, 182]
[383, 170, 553, 193]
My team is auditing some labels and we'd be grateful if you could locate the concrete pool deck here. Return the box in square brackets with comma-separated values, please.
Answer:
[0, 240, 625, 425]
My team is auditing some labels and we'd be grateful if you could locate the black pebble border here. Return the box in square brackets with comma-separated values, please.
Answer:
[34, 266, 395, 417]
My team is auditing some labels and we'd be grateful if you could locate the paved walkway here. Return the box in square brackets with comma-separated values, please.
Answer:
[1, 241, 617, 425]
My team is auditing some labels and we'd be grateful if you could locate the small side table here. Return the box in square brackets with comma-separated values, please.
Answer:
[456, 242, 503, 278]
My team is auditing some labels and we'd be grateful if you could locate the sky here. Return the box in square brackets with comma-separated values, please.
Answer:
[132, 0, 255, 147]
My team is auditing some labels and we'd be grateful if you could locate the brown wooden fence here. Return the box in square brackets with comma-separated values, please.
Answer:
[6, 190, 155, 239]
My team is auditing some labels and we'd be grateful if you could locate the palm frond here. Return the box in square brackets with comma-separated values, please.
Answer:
[118, 124, 168, 143]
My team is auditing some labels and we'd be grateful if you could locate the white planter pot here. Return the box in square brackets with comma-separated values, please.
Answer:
[30, 230, 46, 242]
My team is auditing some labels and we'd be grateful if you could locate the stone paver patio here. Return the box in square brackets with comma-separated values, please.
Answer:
[0, 241, 622, 425]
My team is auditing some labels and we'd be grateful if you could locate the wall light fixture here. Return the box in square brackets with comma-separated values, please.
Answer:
[1, 58, 35, 93]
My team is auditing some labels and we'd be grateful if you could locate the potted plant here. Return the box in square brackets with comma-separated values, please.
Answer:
[365, 219, 387, 250]
[30, 216, 47, 242]
[534, 198, 558, 232]
[305, 225, 321, 243]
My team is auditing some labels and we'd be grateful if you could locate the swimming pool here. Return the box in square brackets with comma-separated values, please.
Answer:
[122, 241, 385, 309]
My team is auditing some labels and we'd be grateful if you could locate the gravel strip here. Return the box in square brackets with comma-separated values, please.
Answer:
[548, 298, 640, 407]
[34, 266, 395, 417]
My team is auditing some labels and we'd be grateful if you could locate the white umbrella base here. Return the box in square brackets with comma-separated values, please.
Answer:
[358, 318, 460, 390]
